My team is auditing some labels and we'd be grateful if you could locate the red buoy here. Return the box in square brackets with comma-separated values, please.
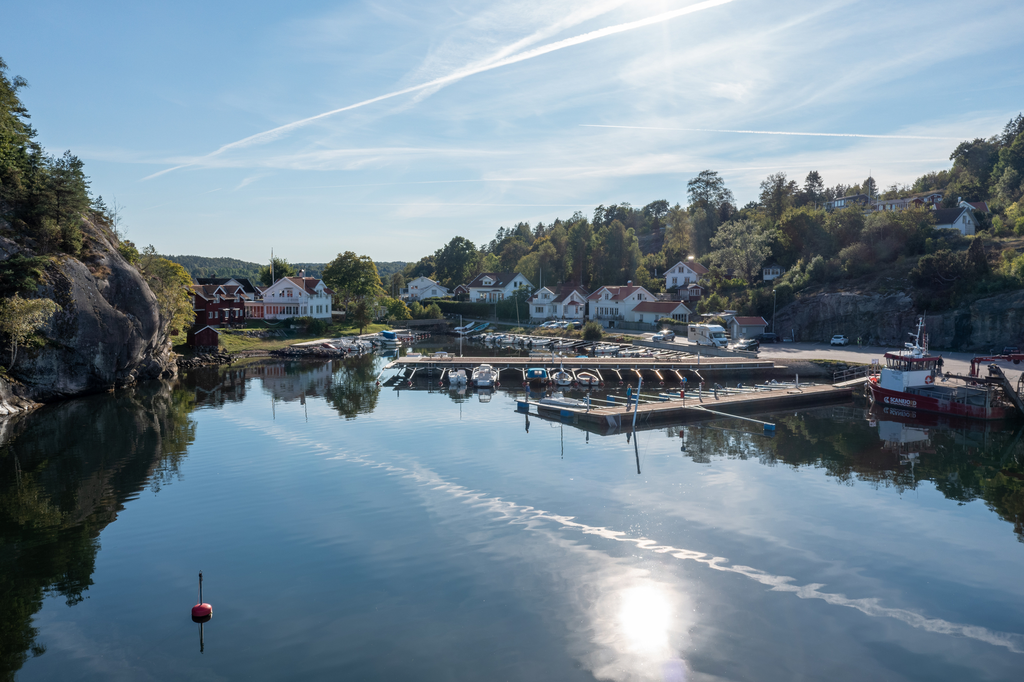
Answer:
[191, 571, 213, 621]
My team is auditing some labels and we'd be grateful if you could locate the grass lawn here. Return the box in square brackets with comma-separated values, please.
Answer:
[178, 322, 392, 355]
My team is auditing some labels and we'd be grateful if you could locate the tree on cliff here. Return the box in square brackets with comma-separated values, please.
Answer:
[0, 295, 60, 369]
[139, 246, 196, 335]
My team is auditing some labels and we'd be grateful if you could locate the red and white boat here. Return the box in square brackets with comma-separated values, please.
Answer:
[867, 318, 1017, 421]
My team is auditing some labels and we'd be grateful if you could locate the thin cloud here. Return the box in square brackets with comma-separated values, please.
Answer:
[580, 124, 960, 140]
[143, 0, 735, 180]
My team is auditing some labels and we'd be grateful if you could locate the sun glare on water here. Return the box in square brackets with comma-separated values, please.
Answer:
[618, 584, 674, 654]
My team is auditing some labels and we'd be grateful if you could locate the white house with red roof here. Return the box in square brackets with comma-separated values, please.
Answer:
[587, 283, 656, 328]
[528, 284, 589, 321]
[466, 271, 533, 303]
[664, 259, 708, 291]
[256, 276, 334, 320]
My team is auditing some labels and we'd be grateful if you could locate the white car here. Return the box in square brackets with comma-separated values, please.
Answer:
[830, 334, 849, 346]
[652, 329, 676, 342]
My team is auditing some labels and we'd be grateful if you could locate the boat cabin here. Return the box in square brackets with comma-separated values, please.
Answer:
[878, 352, 941, 392]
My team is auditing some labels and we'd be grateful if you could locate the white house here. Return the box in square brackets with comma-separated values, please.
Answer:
[762, 264, 783, 282]
[630, 300, 692, 325]
[932, 206, 978, 236]
[402, 276, 449, 301]
[587, 283, 656, 328]
[466, 272, 533, 303]
[528, 284, 589, 321]
[257, 276, 334, 320]
[664, 259, 709, 291]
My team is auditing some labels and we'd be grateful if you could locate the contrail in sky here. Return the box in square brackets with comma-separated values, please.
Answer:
[580, 124, 960, 140]
[144, 0, 734, 180]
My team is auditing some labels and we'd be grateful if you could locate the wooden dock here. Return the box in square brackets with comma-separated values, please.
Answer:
[384, 354, 774, 379]
[524, 382, 858, 432]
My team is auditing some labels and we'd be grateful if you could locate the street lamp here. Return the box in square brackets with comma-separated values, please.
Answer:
[772, 289, 777, 334]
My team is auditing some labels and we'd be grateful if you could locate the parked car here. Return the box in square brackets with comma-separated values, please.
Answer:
[732, 338, 759, 351]
[1002, 346, 1019, 355]
[568, 320, 582, 329]
[758, 332, 780, 343]
[540, 321, 560, 328]
[652, 329, 676, 342]
[830, 334, 849, 346]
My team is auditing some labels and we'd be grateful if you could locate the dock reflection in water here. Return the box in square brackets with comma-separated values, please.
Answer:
[2, 353, 1023, 682]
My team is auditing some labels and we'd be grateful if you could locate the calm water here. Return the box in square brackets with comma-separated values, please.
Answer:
[3, 348, 1024, 681]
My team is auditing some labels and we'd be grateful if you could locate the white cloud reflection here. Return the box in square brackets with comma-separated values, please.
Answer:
[227, 413, 1024, 674]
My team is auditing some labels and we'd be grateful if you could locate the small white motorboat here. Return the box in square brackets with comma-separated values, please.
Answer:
[537, 392, 588, 410]
[472, 364, 497, 387]
[448, 369, 468, 385]
[575, 371, 601, 388]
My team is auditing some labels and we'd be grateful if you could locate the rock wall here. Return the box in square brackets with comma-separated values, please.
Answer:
[0, 219, 176, 412]
[774, 289, 1024, 352]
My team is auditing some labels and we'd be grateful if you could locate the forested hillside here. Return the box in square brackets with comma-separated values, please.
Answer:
[400, 114, 1024, 321]
[164, 254, 406, 285]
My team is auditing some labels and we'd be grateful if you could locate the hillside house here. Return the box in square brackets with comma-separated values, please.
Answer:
[402, 276, 449, 301]
[932, 206, 978, 236]
[466, 272, 533, 303]
[664, 260, 708, 290]
[762, 264, 783, 282]
[528, 284, 589, 321]
[824, 193, 870, 212]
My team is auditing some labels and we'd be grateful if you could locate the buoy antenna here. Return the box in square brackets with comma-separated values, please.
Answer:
[192, 570, 213, 622]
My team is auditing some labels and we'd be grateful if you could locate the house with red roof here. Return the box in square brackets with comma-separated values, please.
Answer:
[256, 276, 334, 320]
[587, 283, 656, 328]
[528, 284, 589, 321]
[664, 259, 708, 291]
[958, 198, 990, 214]
[723, 315, 768, 340]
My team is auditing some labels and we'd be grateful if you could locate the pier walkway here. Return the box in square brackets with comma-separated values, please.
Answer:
[526, 382, 857, 431]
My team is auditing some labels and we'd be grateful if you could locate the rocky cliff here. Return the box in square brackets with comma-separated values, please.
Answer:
[0, 218, 176, 412]
[774, 289, 1024, 352]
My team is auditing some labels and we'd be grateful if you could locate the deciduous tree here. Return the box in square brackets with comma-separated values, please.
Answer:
[0, 294, 60, 368]
[322, 252, 383, 311]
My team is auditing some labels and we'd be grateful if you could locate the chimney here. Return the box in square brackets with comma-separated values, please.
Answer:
[299, 269, 305, 278]
[627, 280, 632, 286]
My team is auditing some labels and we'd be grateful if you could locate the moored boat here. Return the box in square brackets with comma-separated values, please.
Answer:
[575, 371, 601, 388]
[525, 367, 549, 385]
[867, 318, 1016, 421]
[472, 364, 497, 387]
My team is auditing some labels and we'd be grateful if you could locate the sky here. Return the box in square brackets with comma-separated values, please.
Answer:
[5, 0, 1023, 264]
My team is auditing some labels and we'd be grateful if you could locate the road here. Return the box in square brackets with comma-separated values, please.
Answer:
[635, 333, 1024, 385]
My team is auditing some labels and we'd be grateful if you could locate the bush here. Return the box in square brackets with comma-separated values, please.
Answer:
[582, 321, 603, 341]
[657, 317, 678, 327]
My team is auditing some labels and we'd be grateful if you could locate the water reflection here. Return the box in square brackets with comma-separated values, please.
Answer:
[0, 381, 196, 679]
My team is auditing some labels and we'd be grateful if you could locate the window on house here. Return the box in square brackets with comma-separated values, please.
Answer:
[535, 306, 543, 313]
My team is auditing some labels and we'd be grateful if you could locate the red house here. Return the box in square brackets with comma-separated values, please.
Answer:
[191, 282, 250, 328]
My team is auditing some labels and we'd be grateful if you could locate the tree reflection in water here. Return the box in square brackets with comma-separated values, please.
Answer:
[0, 381, 196, 679]
[674, 404, 1024, 542]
